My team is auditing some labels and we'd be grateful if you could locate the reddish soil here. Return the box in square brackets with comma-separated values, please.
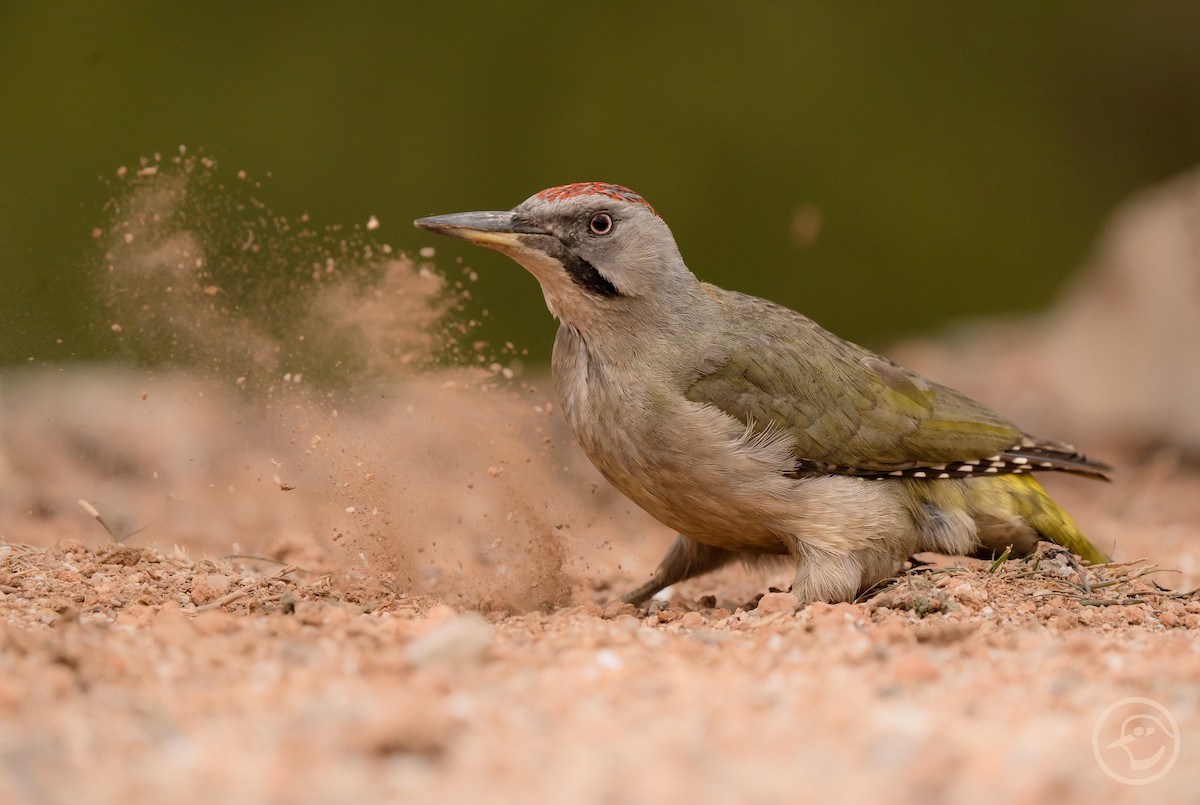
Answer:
[0, 365, 1196, 804]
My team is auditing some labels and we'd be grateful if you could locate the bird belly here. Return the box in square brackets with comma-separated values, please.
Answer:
[552, 327, 917, 557]
[574, 412, 796, 553]
[563, 379, 914, 556]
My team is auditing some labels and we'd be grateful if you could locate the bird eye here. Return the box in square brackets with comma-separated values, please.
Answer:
[588, 212, 614, 236]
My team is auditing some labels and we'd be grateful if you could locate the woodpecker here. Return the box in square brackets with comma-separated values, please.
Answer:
[415, 183, 1111, 605]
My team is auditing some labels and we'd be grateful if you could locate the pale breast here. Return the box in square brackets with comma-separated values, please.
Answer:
[552, 325, 803, 552]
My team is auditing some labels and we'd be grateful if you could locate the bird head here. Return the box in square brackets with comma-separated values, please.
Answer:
[415, 183, 695, 329]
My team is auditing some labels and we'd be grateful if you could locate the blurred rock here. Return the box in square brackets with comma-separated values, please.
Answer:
[353, 690, 456, 757]
[896, 165, 1200, 454]
[1042, 165, 1200, 453]
[405, 612, 494, 670]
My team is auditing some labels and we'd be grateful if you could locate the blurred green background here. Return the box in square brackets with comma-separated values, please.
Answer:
[2, 2, 1199, 367]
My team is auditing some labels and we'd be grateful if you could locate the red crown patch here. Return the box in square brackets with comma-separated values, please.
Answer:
[536, 183, 656, 214]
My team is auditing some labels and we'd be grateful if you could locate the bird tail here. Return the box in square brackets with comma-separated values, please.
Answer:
[912, 474, 1110, 564]
[994, 475, 1109, 564]
[1005, 438, 1114, 482]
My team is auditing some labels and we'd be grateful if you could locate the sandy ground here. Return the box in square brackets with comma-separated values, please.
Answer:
[1, 364, 1196, 805]
[1, 157, 1198, 803]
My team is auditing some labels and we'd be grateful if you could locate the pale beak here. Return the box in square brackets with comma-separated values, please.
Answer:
[413, 211, 546, 249]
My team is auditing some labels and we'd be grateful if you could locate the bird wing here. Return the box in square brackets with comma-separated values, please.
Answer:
[685, 289, 1108, 480]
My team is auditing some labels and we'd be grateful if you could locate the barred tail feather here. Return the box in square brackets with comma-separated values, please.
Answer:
[1004, 438, 1113, 482]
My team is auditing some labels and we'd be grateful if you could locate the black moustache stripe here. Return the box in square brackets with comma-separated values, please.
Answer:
[518, 231, 621, 298]
[562, 252, 620, 298]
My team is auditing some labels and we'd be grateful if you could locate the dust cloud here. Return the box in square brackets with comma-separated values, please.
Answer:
[3, 148, 591, 612]
[97, 149, 455, 385]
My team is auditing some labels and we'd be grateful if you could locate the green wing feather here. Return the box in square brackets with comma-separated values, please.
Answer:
[686, 288, 1022, 472]
[683, 287, 1111, 562]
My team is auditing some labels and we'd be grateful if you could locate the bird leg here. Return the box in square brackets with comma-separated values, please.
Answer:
[788, 546, 875, 605]
[622, 534, 738, 605]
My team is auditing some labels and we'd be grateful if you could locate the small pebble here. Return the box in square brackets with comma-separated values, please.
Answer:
[756, 592, 800, 616]
[603, 601, 636, 620]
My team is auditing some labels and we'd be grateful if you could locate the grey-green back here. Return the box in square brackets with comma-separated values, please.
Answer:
[685, 288, 1023, 474]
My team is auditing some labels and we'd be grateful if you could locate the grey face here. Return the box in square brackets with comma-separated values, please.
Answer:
[414, 183, 691, 325]
[508, 195, 644, 298]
